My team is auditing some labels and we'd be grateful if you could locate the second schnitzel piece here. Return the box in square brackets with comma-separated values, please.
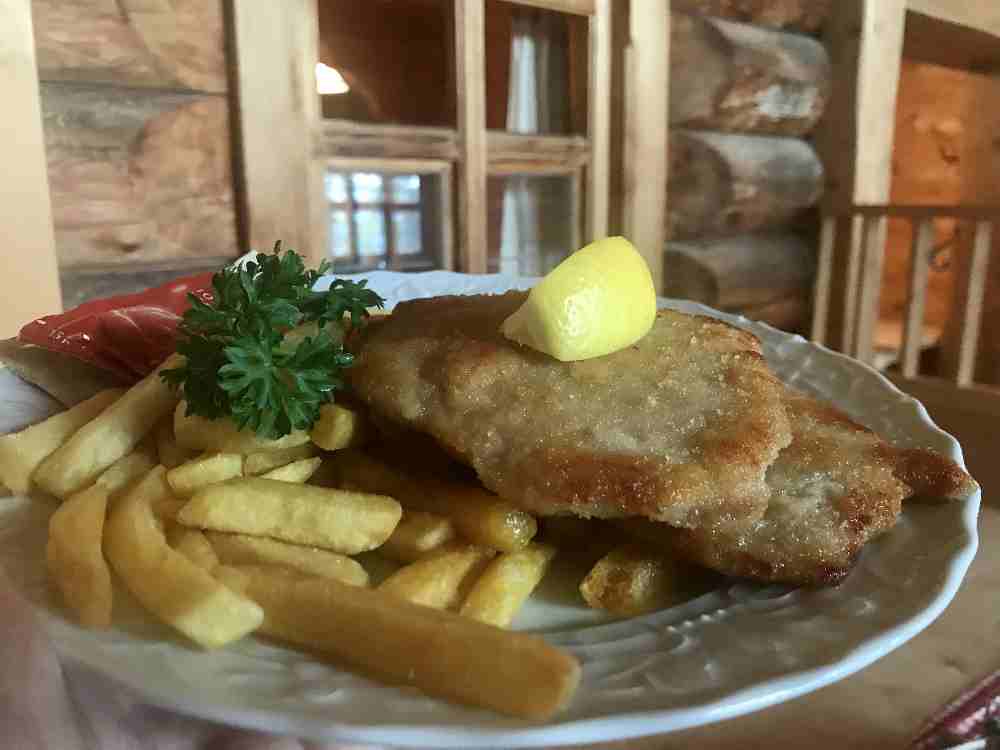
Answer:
[349, 292, 791, 529]
[625, 391, 978, 585]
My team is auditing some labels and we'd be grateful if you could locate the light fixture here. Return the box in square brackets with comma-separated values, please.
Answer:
[315, 62, 350, 95]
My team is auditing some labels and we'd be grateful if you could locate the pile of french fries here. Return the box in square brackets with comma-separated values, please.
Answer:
[0, 351, 706, 719]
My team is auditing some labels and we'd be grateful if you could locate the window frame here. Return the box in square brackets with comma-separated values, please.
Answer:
[323, 157, 454, 272]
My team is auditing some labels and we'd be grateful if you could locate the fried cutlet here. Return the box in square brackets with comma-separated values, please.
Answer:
[624, 392, 978, 585]
[348, 292, 792, 530]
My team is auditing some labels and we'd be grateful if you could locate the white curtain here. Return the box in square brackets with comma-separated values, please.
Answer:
[498, 12, 567, 275]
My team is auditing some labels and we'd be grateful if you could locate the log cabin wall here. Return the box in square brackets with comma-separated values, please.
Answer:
[663, 0, 831, 331]
[30, 0, 240, 308]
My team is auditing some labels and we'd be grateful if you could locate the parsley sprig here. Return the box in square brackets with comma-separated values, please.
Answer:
[161, 244, 383, 438]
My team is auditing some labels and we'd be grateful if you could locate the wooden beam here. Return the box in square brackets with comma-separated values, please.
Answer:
[502, 0, 596, 16]
[812, 0, 905, 351]
[941, 220, 993, 386]
[455, 0, 487, 273]
[906, 0, 1000, 38]
[1, 0, 62, 337]
[317, 121, 459, 161]
[831, 204, 1000, 220]
[904, 8, 1000, 74]
[622, 0, 669, 293]
[587, 0, 611, 239]
[230, 0, 321, 264]
[900, 218, 934, 378]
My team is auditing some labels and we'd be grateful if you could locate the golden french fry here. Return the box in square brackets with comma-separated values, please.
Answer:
[96, 447, 158, 500]
[152, 491, 188, 521]
[104, 466, 263, 648]
[379, 543, 495, 610]
[259, 457, 322, 483]
[207, 532, 368, 586]
[229, 565, 580, 720]
[166, 527, 219, 571]
[378, 511, 456, 563]
[177, 478, 401, 554]
[35, 356, 183, 499]
[166, 453, 243, 496]
[579, 543, 688, 616]
[154, 415, 195, 469]
[329, 451, 536, 552]
[309, 403, 367, 451]
[0, 388, 123, 495]
[460, 543, 556, 628]
[244, 444, 317, 476]
[173, 401, 309, 454]
[46, 484, 113, 627]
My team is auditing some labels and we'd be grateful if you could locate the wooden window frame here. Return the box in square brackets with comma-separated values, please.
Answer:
[231, 0, 668, 287]
[324, 157, 454, 273]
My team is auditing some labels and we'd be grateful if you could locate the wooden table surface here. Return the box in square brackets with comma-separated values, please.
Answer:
[570, 500, 999, 750]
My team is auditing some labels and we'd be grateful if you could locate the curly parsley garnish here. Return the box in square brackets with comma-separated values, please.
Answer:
[161, 244, 384, 438]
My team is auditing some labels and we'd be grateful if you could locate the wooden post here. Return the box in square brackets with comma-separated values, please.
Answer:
[900, 218, 935, 378]
[455, 0, 488, 274]
[587, 0, 611, 240]
[810, 215, 837, 345]
[853, 214, 888, 365]
[622, 0, 669, 292]
[230, 0, 322, 265]
[1, 0, 62, 337]
[941, 220, 993, 386]
[813, 0, 906, 352]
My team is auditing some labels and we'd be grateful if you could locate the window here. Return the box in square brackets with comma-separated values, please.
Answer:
[324, 167, 451, 272]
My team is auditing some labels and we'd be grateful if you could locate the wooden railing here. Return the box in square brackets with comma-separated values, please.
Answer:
[812, 204, 999, 387]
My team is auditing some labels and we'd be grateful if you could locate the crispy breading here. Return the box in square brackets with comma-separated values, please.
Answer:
[349, 293, 792, 529]
[625, 392, 978, 585]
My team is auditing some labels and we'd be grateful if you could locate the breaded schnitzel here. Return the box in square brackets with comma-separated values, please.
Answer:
[625, 392, 978, 585]
[348, 292, 792, 530]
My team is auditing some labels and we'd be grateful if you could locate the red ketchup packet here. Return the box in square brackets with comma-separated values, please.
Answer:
[18, 271, 216, 383]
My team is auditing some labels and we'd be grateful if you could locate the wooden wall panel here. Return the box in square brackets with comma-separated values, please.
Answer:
[1, 0, 62, 337]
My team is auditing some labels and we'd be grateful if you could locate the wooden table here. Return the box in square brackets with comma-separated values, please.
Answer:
[575, 503, 999, 749]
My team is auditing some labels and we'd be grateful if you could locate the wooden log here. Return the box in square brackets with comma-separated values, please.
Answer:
[40, 84, 237, 266]
[671, 0, 832, 32]
[31, 0, 227, 92]
[663, 232, 815, 308]
[667, 130, 823, 239]
[671, 13, 830, 136]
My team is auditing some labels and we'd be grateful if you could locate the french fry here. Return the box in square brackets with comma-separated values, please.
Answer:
[104, 466, 263, 648]
[309, 403, 367, 451]
[329, 451, 537, 552]
[46, 484, 113, 627]
[206, 532, 368, 586]
[152, 491, 188, 522]
[379, 543, 495, 610]
[244, 444, 317, 475]
[173, 401, 309, 454]
[96, 447, 158, 500]
[0, 388, 123, 495]
[460, 543, 556, 628]
[166, 453, 244, 496]
[225, 564, 580, 720]
[378, 511, 456, 563]
[177, 478, 401, 554]
[154, 415, 195, 469]
[259, 456, 322, 483]
[579, 543, 688, 616]
[166, 527, 219, 572]
[35, 355, 183, 499]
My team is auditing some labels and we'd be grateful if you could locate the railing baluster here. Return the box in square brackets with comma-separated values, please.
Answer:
[810, 215, 837, 345]
[853, 215, 887, 364]
[841, 216, 864, 355]
[901, 218, 935, 378]
[944, 220, 993, 387]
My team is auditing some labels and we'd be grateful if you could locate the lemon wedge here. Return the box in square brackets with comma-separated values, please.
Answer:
[500, 236, 657, 361]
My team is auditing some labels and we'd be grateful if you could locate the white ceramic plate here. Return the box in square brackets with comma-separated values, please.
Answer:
[0, 271, 980, 748]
